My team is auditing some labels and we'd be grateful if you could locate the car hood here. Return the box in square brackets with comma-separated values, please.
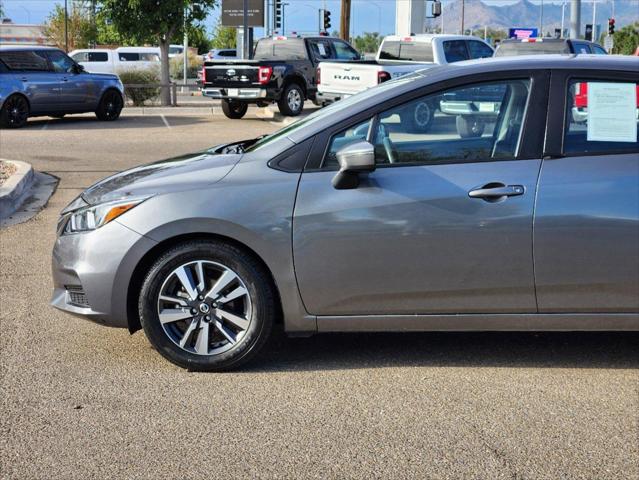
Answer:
[81, 150, 241, 205]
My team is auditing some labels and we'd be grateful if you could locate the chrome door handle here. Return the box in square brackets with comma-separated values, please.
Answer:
[469, 184, 525, 199]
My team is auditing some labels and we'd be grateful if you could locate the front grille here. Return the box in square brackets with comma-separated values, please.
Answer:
[65, 285, 89, 308]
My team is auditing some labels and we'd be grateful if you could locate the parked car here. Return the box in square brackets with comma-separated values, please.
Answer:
[0, 46, 124, 128]
[169, 44, 184, 58]
[316, 34, 494, 106]
[69, 47, 160, 74]
[51, 55, 639, 371]
[200, 35, 361, 119]
[205, 49, 237, 61]
[494, 37, 607, 56]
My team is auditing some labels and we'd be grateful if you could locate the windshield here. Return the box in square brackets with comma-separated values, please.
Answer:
[245, 73, 422, 152]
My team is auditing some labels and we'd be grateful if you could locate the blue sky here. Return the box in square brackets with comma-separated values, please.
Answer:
[0, 0, 606, 36]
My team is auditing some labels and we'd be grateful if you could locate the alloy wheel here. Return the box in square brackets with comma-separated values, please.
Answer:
[287, 88, 302, 112]
[157, 260, 252, 356]
[103, 91, 123, 119]
[6, 96, 29, 127]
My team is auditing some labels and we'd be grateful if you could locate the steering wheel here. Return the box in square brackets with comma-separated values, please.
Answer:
[378, 123, 396, 164]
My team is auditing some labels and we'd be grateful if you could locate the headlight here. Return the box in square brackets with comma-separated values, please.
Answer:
[63, 196, 150, 234]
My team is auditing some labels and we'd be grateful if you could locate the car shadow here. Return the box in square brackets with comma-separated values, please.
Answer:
[244, 331, 639, 373]
[25, 115, 210, 129]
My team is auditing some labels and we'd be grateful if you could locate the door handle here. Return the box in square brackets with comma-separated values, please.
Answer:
[20, 77, 28, 82]
[468, 184, 525, 200]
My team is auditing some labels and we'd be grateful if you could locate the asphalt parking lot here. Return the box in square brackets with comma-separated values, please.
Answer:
[1, 111, 638, 479]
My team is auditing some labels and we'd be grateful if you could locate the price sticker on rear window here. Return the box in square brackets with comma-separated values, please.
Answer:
[587, 82, 637, 143]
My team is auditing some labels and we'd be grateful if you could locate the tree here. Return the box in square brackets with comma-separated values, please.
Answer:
[99, 0, 217, 105]
[182, 24, 213, 54]
[353, 32, 381, 55]
[43, 4, 94, 51]
[210, 19, 236, 50]
[600, 22, 639, 55]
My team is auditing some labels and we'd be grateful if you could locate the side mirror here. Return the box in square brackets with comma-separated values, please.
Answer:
[332, 140, 376, 190]
[73, 64, 85, 74]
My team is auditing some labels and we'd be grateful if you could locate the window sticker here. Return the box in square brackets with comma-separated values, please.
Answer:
[586, 82, 637, 143]
[317, 43, 327, 56]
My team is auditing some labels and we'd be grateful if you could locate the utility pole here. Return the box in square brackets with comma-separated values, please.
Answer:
[561, 0, 566, 37]
[570, 0, 581, 39]
[340, 0, 351, 41]
[460, 0, 465, 35]
[64, 0, 69, 52]
[591, 0, 597, 40]
[539, 0, 544, 36]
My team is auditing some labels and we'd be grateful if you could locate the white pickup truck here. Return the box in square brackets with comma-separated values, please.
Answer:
[317, 34, 493, 104]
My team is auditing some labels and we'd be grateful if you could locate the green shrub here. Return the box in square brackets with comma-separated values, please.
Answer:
[117, 68, 161, 106]
[170, 51, 203, 79]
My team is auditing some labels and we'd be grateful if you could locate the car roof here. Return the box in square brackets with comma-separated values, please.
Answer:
[383, 34, 488, 43]
[287, 54, 639, 143]
[0, 45, 61, 51]
[116, 46, 160, 52]
[500, 38, 598, 45]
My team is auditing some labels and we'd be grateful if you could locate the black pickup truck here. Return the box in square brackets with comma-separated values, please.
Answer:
[201, 35, 360, 119]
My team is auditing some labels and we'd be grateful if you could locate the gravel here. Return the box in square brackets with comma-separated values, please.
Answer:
[0, 160, 17, 186]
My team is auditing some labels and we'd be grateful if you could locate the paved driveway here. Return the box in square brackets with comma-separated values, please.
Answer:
[1, 113, 638, 479]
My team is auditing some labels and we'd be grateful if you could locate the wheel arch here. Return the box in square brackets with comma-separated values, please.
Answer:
[283, 75, 307, 97]
[126, 232, 284, 333]
[1, 91, 31, 112]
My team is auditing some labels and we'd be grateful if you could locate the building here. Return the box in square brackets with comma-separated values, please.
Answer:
[0, 21, 51, 46]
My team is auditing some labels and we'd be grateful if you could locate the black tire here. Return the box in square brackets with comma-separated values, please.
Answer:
[402, 100, 434, 133]
[95, 89, 123, 121]
[139, 240, 275, 371]
[456, 115, 485, 138]
[277, 83, 304, 116]
[0, 94, 29, 128]
[221, 99, 248, 119]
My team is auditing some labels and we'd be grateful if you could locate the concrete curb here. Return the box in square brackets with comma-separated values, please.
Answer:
[0, 160, 35, 220]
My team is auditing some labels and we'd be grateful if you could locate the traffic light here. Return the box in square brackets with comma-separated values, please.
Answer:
[432, 1, 442, 18]
[608, 18, 615, 35]
[323, 10, 331, 31]
[275, 0, 283, 30]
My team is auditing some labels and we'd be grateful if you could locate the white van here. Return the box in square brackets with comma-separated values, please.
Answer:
[69, 47, 161, 74]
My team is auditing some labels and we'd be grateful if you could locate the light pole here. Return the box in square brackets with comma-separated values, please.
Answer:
[561, 0, 566, 37]
[64, 0, 68, 52]
[539, 0, 544, 36]
[460, 0, 465, 35]
[570, 0, 581, 39]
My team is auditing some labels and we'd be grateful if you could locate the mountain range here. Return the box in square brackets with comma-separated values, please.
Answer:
[426, 0, 639, 34]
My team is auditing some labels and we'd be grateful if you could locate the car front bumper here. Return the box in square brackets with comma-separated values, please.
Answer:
[51, 219, 157, 328]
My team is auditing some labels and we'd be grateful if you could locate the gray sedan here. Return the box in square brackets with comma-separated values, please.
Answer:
[51, 55, 639, 371]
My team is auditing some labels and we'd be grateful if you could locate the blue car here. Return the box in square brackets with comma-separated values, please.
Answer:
[0, 46, 124, 128]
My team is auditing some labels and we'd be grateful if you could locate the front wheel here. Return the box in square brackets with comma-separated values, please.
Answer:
[139, 240, 275, 371]
[95, 90, 123, 121]
[221, 99, 248, 119]
[0, 94, 30, 128]
[277, 83, 304, 116]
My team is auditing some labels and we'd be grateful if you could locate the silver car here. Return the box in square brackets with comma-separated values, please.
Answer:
[51, 55, 639, 371]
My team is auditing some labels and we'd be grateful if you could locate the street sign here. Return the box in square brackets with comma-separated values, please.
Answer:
[508, 27, 538, 39]
[221, 0, 264, 27]
[604, 34, 614, 52]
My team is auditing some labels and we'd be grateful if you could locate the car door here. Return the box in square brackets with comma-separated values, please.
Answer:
[467, 40, 494, 59]
[293, 71, 549, 317]
[46, 49, 91, 109]
[0, 49, 60, 113]
[534, 70, 639, 313]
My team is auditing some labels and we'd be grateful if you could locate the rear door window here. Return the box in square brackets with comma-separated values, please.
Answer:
[88, 52, 108, 62]
[254, 39, 307, 60]
[564, 79, 638, 155]
[572, 42, 592, 54]
[443, 40, 469, 63]
[119, 52, 140, 61]
[0, 50, 50, 71]
[308, 40, 333, 61]
[467, 40, 494, 59]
